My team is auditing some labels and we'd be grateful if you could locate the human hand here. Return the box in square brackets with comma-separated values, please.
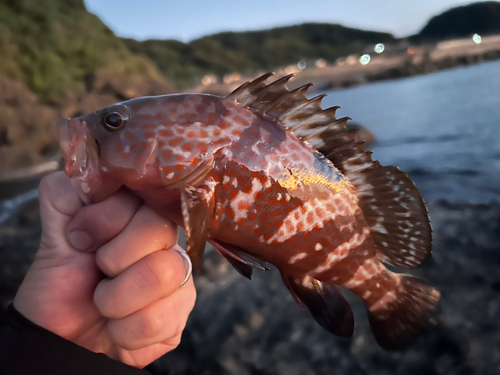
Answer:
[13, 171, 196, 368]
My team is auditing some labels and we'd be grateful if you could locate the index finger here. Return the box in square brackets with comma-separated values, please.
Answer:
[65, 189, 142, 252]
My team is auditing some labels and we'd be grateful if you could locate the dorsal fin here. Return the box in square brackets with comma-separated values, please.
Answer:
[226, 74, 432, 269]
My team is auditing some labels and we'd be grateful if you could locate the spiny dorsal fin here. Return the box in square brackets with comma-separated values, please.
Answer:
[226, 74, 432, 269]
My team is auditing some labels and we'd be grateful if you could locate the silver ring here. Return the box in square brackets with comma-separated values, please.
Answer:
[175, 250, 193, 287]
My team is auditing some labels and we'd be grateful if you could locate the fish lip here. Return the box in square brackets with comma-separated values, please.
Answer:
[57, 117, 95, 178]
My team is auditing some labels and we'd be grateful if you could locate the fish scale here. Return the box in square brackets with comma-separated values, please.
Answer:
[57, 73, 440, 349]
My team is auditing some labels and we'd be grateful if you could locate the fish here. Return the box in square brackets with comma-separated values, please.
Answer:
[57, 73, 440, 349]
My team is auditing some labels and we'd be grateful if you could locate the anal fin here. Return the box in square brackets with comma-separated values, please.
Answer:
[209, 239, 270, 280]
[284, 275, 355, 338]
[180, 182, 215, 273]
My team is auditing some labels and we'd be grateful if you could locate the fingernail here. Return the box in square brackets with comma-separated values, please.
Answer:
[68, 230, 93, 250]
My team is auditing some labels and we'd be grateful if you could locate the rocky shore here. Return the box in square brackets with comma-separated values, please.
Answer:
[197, 35, 500, 97]
[1, 194, 499, 374]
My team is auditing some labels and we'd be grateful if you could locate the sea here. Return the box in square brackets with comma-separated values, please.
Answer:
[322, 59, 500, 204]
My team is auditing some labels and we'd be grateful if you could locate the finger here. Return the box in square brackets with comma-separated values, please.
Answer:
[65, 190, 142, 252]
[108, 281, 196, 350]
[94, 248, 189, 319]
[95, 205, 178, 277]
[38, 172, 85, 250]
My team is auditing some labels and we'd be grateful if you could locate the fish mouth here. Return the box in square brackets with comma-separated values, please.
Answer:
[57, 117, 98, 179]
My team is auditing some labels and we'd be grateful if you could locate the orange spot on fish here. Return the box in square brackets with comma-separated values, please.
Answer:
[154, 113, 163, 120]
[169, 138, 182, 147]
[211, 218, 219, 228]
[232, 129, 242, 137]
[237, 218, 245, 227]
[168, 108, 177, 115]
[260, 212, 267, 221]
[114, 144, 124, 152]
[297, 222, 304, 231]
[189, 97, 198, 102]
[163, 166, 172, 173]
[285, 219, 294, 232]
[307, 212, 314, 224]
[163, 120, 174, 126]
[199, 130, 209, 138]
[158, 141, 165, 148]
[207, 113, 217, 124]
[197, 143, 208, 153]
[213, 128, 221, 136]
[219, 120, 230, 129]
[159, 129, 173, 137]
[229, 189, 238, 200]
[187, 131, 196, 138]
[182, 102, 190, 109]
[238, 201, 250, 210]
[124, 132, 137, 141]
[176, 155, 184, 162]
[162, 150, 173, 159]
[196, 105, 204, 114]
[248, 212, 256, 221]
[234, 117, 248, 126]
[120, 154, 129, 160]
[144, 132, 155, 139]
[191, 157, 199, 165]
[175, 128, 185, 135]
[315, 208, 324, 218]
[225, 206, 235, 219]
[176, 164, 185, 171]
[245, 226, 253, 234]
[182, 143, 193, 152]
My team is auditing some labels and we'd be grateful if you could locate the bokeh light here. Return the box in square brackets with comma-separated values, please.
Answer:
[297, 60, 306, 69]
[473, 33, 482, 44]
[359, 54, 371, 65]
[374, 43, 385, 54]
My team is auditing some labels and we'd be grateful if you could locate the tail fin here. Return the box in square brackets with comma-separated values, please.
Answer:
[368, 275, 440, 349]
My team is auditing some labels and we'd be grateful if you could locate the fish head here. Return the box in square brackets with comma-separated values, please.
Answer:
[58, 95, 225, 199]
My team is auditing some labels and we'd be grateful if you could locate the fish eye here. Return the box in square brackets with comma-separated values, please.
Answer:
[103, 112, 126, 131]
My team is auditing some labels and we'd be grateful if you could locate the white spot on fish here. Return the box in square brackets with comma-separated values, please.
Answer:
[288, 253, 307, 264]
[315, 243, 323, 251]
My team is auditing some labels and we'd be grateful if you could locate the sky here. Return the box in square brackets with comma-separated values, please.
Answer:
[84, 0, 488, 42]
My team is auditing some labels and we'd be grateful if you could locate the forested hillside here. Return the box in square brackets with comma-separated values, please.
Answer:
[0, 0, 170, 103]
[414, 1, 500, 42]
[123, 23, 396, 88]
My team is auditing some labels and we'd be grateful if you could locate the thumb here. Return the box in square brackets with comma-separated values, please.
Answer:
[38, 171, 87, 255]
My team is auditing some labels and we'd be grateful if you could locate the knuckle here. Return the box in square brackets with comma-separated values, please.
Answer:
[93, 282, 114, 318]
[133, 258, 164, 294]
[136, 308, 164, 339]
[96, 248, 121, 277]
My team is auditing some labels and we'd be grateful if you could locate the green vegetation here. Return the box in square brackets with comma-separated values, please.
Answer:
[123, 24, 396, 89]
[0, 0, 165, 103]
[414, 1, 500, 42]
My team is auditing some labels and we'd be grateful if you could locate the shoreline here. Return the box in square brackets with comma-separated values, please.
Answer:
[193, 34, 500, 96]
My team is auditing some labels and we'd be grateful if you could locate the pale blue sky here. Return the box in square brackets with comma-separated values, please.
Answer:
[84, 0, 488, 42]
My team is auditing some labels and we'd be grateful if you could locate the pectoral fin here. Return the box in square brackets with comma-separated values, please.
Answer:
[180, 182, 215, 273]
[209, 239, 270, 280]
